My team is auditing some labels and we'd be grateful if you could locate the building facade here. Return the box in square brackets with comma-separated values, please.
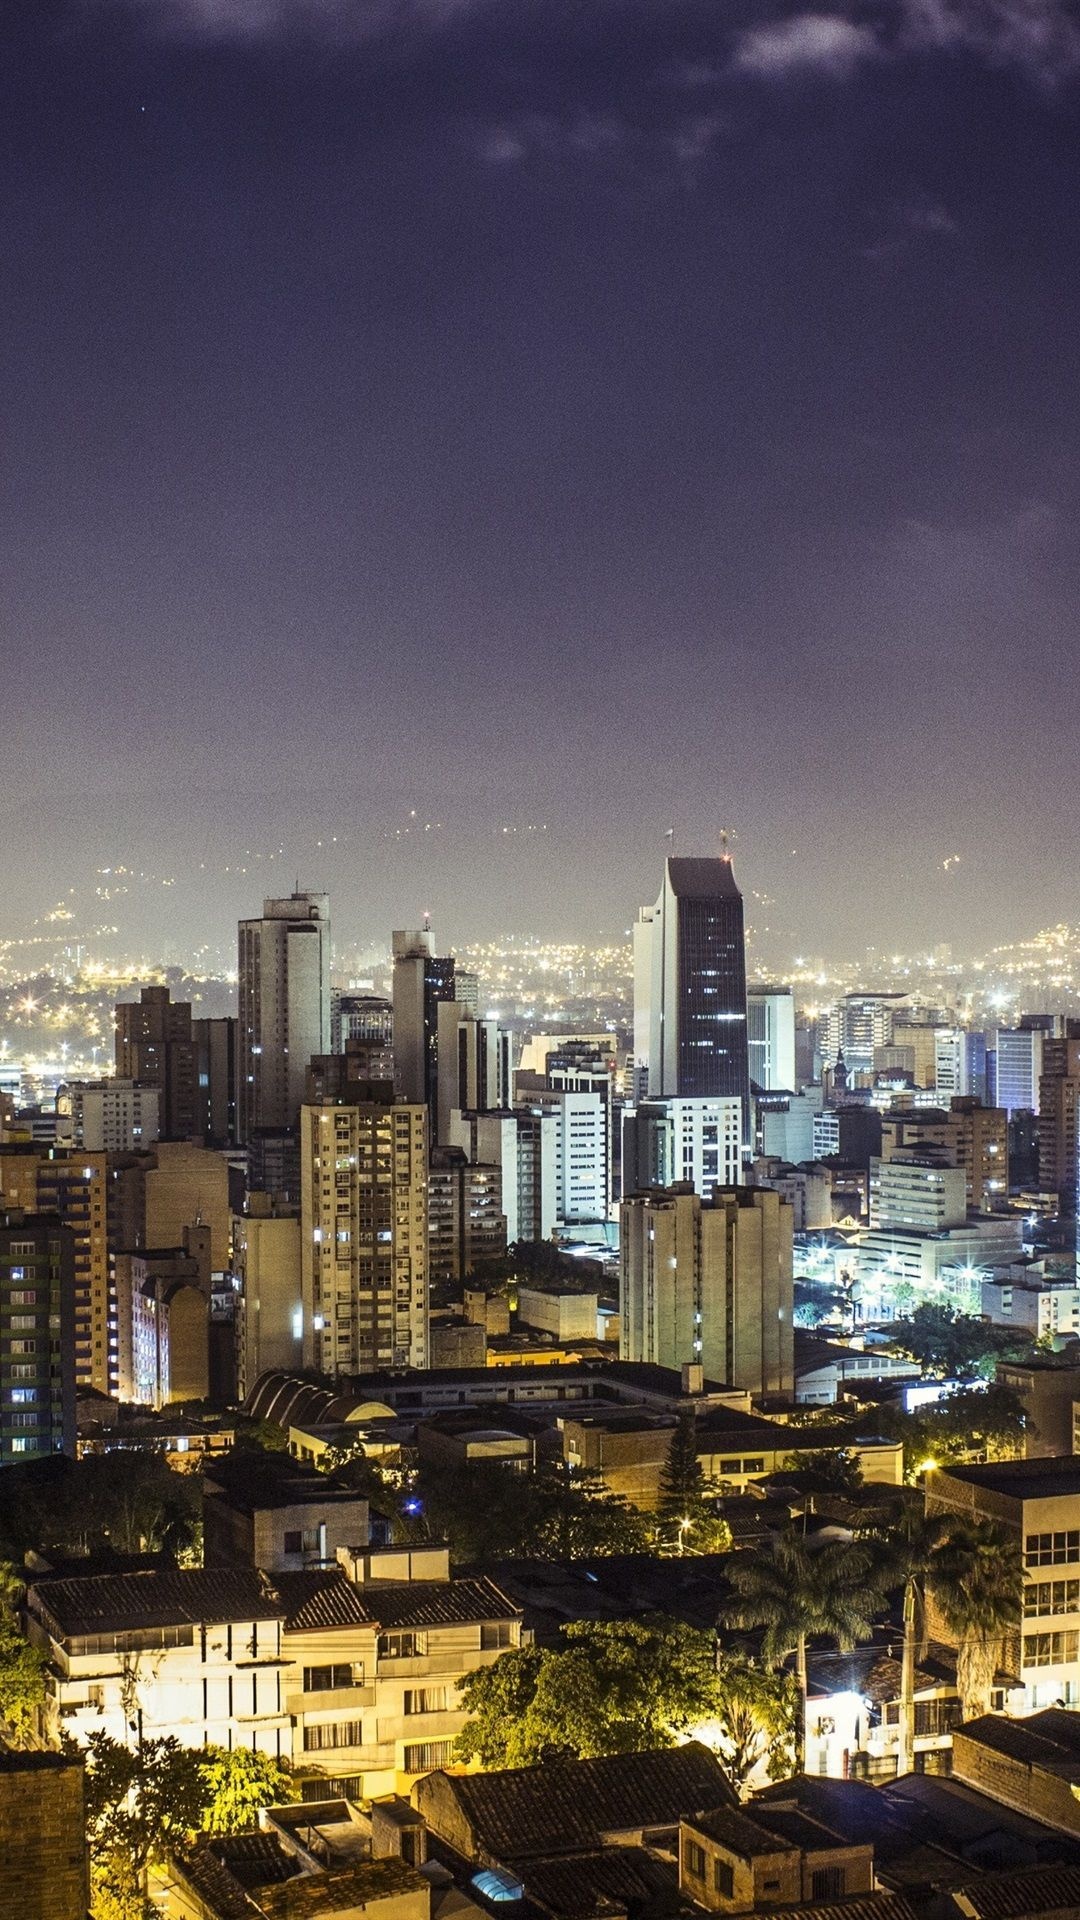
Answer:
[239, 893, 332, 1140]
[634, 855, 750, 1137]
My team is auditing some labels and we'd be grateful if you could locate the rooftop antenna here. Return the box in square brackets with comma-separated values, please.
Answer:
[720, 827, 732, 863]
[665, 826, 675, 858]
[423, 909, 431, 934]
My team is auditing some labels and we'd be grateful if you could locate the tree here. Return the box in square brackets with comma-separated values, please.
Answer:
[199, 1746, 296, 1833]
[722, 1531, 884, 1768]
[863, 1504, 956, 1776]
[656, 1413, 731, 1554]
[0, 1609, 47, 1746]
[456, 1618, 722, 1767]
[875, 1386, 1025, 1478]
[711, 1653, 798, 1792]
[890, 1305, 1031, 1382]
[528, 1464, 653, 1559]
[418, 1459, 651, 1564]
[85, 1732, 211, 1919]
[780, 1449, 864, 1499]
[929, 1519, 1023, 1721]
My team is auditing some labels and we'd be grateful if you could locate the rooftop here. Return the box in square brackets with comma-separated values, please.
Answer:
[31, 1568, 284, 1638]
[956, 1708, 1080, 1776]
[422, 1742, 735, 1862]
[929, 1456, 1080, 1501]
[687, 1803, 842, 1858]
[666, 855, 742, 901]
[204, 1451, 367, 1513]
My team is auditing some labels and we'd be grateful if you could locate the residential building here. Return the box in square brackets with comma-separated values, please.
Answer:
[233, 1196, 303, 1397]
[926, 1455, 1080, 1711]
[392, 929, 456, 1129]
[747, 985, 796, 1091]
[623, 1096, 742, 1202]
[192, 1015, 239, 1146]
[238, 892, 332, 1140]
[331, 991, 393, 1056]
[59, 1078, 160, 1153]
[0, 1751, 88, 1920]
[997, 1358, 1080, 1458]
[115, 984, 198, 1139]
[203, 1452, 371, 1569]
[451, 1108, 559, 1244]
[517, 1084, 610, 1225]
[869, 1152, 967, 1232]
[620, 1184, 793, 1395]
[0, 1145, 114, 1393]
[995, 1026, 1045, 1117]
[166, 1827, 431, 1920]
[115, 1232, 210, 1406]
[427, 1148, 505, 1284]
[29, 1557, 522, 1800]
[300, 1093, 428, 1374]
[679, 1800, 874, 1911]
[0, 1209, 75, 1463]
[819, 994, 908, 1074]
[751, 1157, 831, 1230]
[633, 853, 750, 1137]
[1038, 1035, 1080, 1213]
[435, 1003, 510, 1147]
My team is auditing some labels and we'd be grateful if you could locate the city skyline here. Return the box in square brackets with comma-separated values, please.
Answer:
[6, 2, 1080, 956]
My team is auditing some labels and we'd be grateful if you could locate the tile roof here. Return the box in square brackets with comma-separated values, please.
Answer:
[31, 1568, 283, 1637]
[366, 1576, 520, 1629]
[781, 1901, 918, 1920]
[954, 1864, 1080, 1918]
[275, 1572, 375, 1632]
[957, 1708, 1080, 1775]
[686, 1805, 796, 1858]
[522, 1846, 681, 1919]
[426, 1743, 735, 1863]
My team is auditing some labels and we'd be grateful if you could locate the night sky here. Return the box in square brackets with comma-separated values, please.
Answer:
[5, 0, 1080, 960]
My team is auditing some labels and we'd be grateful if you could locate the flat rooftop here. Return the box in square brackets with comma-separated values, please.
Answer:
[930, 1456, 1080, 1501]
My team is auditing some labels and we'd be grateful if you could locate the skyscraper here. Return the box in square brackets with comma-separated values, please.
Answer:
[392, 927, 456, 1126]
[238, 893, 331, 1140]
[0, 1210, 75, 1463]
[115, 985, 198, 1138]
[633, 854, 751, 1138]
[747, 986, 797, 1091]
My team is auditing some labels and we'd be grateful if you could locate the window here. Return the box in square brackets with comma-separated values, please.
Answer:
[812, 1869, 846, 1901]
[1025, 1579, 1080, 1617]
[1026, 1531, 1080, 1567]
[683, 1840, 706, 1881]
[283, 1531, 303, 1555]
[303, 1664, 362, 1692]
[481, 1624, 513, 1651]
[303, 1721, 363, 1751]
[713, 1861, 734, 1898]
[1024, 1630, 1079, 1668]
[403, 1739, 455, 1772]
[379, 1631, 426, 1659]
[404, 1688, 448, 1714]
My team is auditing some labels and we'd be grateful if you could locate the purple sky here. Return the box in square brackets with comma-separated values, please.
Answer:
[5, 0, 1080, 960]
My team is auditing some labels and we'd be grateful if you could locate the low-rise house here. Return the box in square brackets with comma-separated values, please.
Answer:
[203, 1451, 373, 1570]
[950, 1709, 1080, 1839]
[803, 1641, 1021, 1783]
[163, 1829, 431, 1920]
[678, 1802, 874, 1912]
[27, 1553, 522, 1799]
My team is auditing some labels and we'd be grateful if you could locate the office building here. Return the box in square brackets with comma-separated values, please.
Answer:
[818, 994, 907, 1074]
[115, 984, 198, 1139]
[392, 929, 456, 1127]
[436, 1003, 511, 1146]
[995, 1026, 1045, 1117]
[59, 1078, 160, 1153]
[0, 1209, 75, 1463]
[452, 1108, 559, 1245]
[238, 892, 332, 1140]
[192, 1015, 238, 1146]
[747, 986, 796, 1091]
[517, 1085, 610, 1224]
[623, 1096, 742, 1201]
[633, 854, 750, 1135]
[935, 1029, 988, 1102]
[869, 1152, 967, 1232]
[620, 1183, 793, 1394]
[300, 1092, 428, 1374]
[331, 991, 393, 1054]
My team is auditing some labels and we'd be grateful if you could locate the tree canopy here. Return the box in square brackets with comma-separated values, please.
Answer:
[889, 1304, 1032, 1382]
[657, 1413, 732, 1553]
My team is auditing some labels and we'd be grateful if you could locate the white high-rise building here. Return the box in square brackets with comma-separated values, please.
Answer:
[451, 1108, 559, 1244]
[238, 893, 331, 1139]
[622, 1096, 742, 1201]
[59, 1079, 160, 1153]
[747, 987, 797, 1091]
[995, 1027, 1044, 1116]
[632, 855, 750, 1137]
[520, 1086, 610, 1224]
[435, 1003, 511, 1147]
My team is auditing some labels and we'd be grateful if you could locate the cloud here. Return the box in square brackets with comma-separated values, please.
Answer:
[476, 106, 725, 180]
[897, 0, 1080, 80]
[863, 192, 959, 257]
[732, 12, 881, 77]
[101, 0, 473, 41]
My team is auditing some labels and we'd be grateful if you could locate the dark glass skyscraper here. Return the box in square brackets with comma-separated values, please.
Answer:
[634, 854, 751, 1137]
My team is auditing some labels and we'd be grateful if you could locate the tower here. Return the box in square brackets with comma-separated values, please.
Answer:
[238, 893, 331, 1141]
[633, 852, 751, 1139]
[392, 928, 456, 1127]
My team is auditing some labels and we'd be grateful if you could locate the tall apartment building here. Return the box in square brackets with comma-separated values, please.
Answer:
[115, 984, 198, 1138]
[331, 992, 393, 1055]
[622, 1096, 742, 1201]
[950, 1096, 1008, 1212]
[392, 929, 456, 1128]
[818, 994, 907, 1074]
[516, 1086, 610, 1225]
[620, 1183, 793, 1395]
[747, 986, 797, 1091]
[233, 1196, 303, 1397]
[427, 1147, 506, 1283]
[193, 1015, 238, 1146]
[300, 1094, 428, 1374]
[59, 1079, 160, 1153]
[0, 1210, 75, 1463]
[451, 1108, 559, 1245]
[633, 854, 750, 1138]
[238, 893, 332, 1140]
[435, 1003, 511, 1147]
[0, 1147, 113, 1393]
[1039, 1035, 1080, 1213]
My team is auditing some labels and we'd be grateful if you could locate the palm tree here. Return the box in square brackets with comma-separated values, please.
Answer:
[722, 1528, 885, 1770]
[865, 1505, 956, 1777]
[929, 1519, 1023, 1722]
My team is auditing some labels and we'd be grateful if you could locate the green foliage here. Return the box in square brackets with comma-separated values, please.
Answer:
[656, 1413, 732, 1554]
[233, 1417, 290, 1454]
[86, 1732, 212, 1918]
[780, 1449, 864, 1498]
[712, 1653, 798, 1789]
[0, 1452, 201, 1564]
[890, 1304, 1031, 1382]
[723, 1530, 885, 1672]
[199, 1746, 296, 1833]
[0, 1607, 46, 1744]
[455, 1618, 721, 1767]
[930, 1519, 1023, 1720]
[875, 1385, 1026, 1477]
[419, 1459, 650, 1564]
